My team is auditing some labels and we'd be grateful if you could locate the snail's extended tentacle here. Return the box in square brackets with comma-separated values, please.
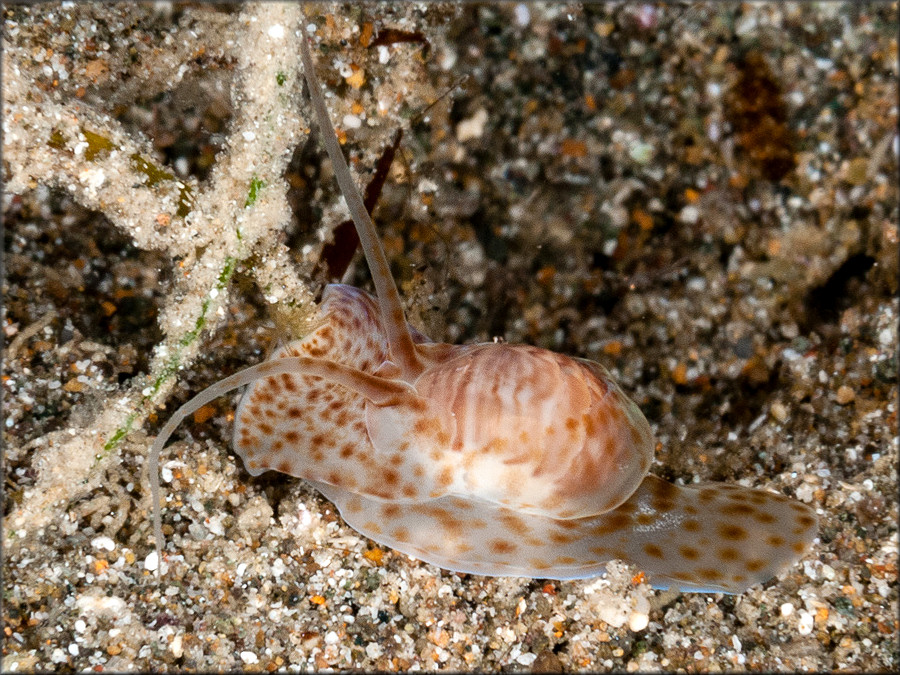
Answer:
[298, 18, 424, 383]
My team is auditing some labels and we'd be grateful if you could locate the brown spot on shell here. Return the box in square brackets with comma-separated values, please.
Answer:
[698, 487, 719, 503]
[754, 511, 777, 524]
[556, 519, 582, 530]
[602, 436, 617, 461]
[307, 344, 327, 357]
[287, 407, 302, 418]
[489, 539, 517, 555]
[382, 504, 400, 519]
[796, 514, 815, 528]
[745, 558, 767, 572]
[582, 413, 595, 437]
[591, 512, 632, 536]
[679, 546, 700, 560]
[363, 521, 383, 535]
[437, 465, 453, 488]
[643, 543, 664, 559]
[433, 511, 465, 535]
[277, 460, 291, 474]
[651, 479, 677, 500]
[515, 536, 539, 549]
[614, 500, 637, 514]
[339, 443, 354, 459]
[449, 498, 474, 511]
[629, 426, 643, 448]
[549, 531, 577, 545]
[721, 503, 756, 516]
[498, 513, 529, 536]
[767, 535, 786, 547]
[697, 568, 723, 581]
[649, 479, 679, 512]
[413, 416, 443, 436]
[554, 556, 577, 565]
[718, 547, 741, 562]
[718, 524, 748, 541]
[393, 527, 410, 542]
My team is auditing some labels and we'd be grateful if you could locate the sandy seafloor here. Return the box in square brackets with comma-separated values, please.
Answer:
[2, 2, 898, 672]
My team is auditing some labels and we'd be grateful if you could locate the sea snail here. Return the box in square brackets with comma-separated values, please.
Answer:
[148, 19, 817, 594]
